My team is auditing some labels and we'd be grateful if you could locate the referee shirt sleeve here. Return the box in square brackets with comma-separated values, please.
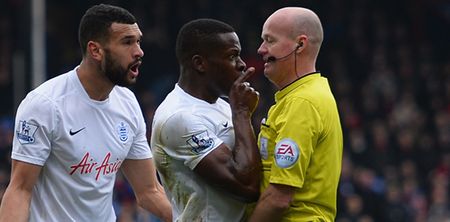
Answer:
[270, 97, 323, 188]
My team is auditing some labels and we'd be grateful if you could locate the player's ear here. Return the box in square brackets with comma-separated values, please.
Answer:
[87, 41, 103, 61]
[192, 55, 206, 73]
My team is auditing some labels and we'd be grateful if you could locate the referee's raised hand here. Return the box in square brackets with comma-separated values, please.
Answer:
[229, 67, 260, 115]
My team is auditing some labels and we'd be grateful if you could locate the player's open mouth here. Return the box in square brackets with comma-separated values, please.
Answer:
[129, 61, 141, 77]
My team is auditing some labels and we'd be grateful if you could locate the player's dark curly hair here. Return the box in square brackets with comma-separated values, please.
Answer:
[176, 18, 235, 66]
[78, 4, 136, 56]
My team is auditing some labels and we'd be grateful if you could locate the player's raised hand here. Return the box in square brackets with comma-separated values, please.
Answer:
[229, 67, 260, 115]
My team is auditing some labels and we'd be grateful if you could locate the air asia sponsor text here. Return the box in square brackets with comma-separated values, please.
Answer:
[69, 152, 122, 180]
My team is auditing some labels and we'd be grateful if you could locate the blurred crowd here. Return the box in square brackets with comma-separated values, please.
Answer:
[0, 0, 449, 221]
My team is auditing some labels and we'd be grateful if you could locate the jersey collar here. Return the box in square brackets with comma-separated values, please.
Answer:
[275, 72, 321, 102]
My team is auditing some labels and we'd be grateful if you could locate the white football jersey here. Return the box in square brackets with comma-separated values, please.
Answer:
[12, 67, 152, 222]
[151, 84, 246, 222]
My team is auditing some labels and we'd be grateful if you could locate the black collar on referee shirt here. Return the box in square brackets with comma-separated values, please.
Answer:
[280, 71, 320, 91]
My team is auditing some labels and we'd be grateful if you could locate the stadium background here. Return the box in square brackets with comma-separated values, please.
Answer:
[0, 0, 449, 221]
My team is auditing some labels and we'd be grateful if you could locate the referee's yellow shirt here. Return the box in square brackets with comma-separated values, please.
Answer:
[258, 73, 343, 222]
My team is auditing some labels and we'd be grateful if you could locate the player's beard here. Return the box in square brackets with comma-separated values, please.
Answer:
[101, 49, 133, 87]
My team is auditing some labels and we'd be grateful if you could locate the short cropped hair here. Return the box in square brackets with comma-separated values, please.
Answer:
[78, 4, 136, 56]
[176, 18, 235, 66]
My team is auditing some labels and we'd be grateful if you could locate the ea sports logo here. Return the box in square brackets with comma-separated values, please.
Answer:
[274, 138, 300, 168]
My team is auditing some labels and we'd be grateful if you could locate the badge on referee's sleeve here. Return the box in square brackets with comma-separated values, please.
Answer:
[274, 138, 299, 168]
[260, 137, 268, 160]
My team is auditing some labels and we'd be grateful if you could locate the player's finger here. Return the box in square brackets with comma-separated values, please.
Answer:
[235, 67, 256, 83]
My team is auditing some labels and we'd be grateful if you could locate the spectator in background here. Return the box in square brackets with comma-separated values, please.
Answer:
[0, 4, 171, 222]
[248, 7, 343, 221]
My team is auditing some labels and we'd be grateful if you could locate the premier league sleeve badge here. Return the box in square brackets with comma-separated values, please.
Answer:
[16, 120, 39, 144]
